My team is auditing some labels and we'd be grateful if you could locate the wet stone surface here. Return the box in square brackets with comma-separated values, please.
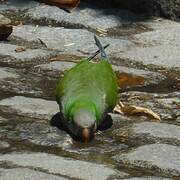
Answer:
[0, 116, 8, 124]
[113, 122, 180, 146]
[120, 45, 180, 68]
[34, 61, 76, 77]
[35, 61, 166, 86]
[25, 4, 139, 30]
[113, 144, 180, 178]
[0, 1, 180, 179]
[0, 0, 40, 12]
[0, 14, 11, 25]
[0, 168, 68, 180]
[0, 141, 10, 149]
[1, 119, 72, 149]
[0, 43, 57, 67]
[123, 178, 172, 180]
[133, 24, 180, 47]
[121, 18, 180, 68]
[11, 25, 136, 57]
[0, 152, 126, 180]
[0, 67, 19, 79]
[0, 96, 59, 120]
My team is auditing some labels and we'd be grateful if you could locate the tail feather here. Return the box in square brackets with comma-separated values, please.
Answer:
[87, 44, 109, 61]
[94, 35, 108, 60]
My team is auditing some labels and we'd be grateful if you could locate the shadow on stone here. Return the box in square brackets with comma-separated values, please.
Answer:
[50, 112, 113, 142]
[82, 0, 180, 21]
[50, 112, 87, 142]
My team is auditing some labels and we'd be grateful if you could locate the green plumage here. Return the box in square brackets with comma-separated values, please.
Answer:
[54, 35, 118, 141]
[56, 58, 118, 126]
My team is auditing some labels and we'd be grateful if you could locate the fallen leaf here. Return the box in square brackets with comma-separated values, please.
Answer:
[113, 103, 124, 115]
[116, 72, 145, 88]
[42, 0, 80, 9]
[15, 47, 26, 53]
[114, 101, 161, 121]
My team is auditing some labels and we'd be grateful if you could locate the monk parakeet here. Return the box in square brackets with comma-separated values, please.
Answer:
[52, 35, 118, 142]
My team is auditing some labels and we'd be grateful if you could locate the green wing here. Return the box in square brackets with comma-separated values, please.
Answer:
[56, 59, 118, 122]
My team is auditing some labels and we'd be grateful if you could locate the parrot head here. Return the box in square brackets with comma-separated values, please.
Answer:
[72, 109, 97, 142]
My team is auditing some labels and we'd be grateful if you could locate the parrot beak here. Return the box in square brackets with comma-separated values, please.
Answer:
[81, 122, 97, 142]
[82, 128, 90, 142]
[73, 109, 97, 142]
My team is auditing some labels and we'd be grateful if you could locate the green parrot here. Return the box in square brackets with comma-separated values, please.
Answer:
[52, 35, 118, 142]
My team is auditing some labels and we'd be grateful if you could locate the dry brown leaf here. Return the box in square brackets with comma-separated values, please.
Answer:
[113, 103, 124, 115]
[42, 0, 80, 9]
[15, 47, 26, 53]
[116, 73, 145, 88]
[114, 101, 161, 121]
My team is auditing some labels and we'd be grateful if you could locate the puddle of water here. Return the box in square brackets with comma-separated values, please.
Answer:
[0, 113, 128, 163]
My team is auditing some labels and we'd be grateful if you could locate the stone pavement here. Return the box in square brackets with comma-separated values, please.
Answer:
[0, 0, 179, 179]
